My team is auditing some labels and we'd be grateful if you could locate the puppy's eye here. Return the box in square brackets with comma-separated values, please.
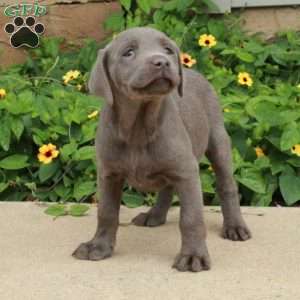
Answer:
[123, 48, 135, 57]
[165, 47, 174, 55]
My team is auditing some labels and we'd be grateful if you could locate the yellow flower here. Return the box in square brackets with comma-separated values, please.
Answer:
[198, 34, 217, 48]
[255, 147, 265, 158]
[77, 84, 82, 91]
[223, 108, 230, 113]
[180, 53, 197, 68]
[88, 110, 99, 119]
[0, 88, 6, 99]
[297, 84, 300, 89]
[291, 144, 300, 156]
[38, 143, 59, 164]
[62, 70, 81, 84]
[238, 72, 253, 87]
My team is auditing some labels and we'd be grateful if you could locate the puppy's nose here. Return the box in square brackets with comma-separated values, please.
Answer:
[150, 55, 170, 69]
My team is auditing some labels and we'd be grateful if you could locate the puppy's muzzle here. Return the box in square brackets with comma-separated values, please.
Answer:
[131, 54, 175, 91]
[150, 55, 170, 70]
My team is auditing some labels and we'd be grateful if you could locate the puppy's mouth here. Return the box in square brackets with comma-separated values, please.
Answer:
[143, 77, 172, 89]
[131, 74, 175, 95]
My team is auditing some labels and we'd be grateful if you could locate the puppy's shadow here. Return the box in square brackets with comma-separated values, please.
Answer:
[207, 220, 222, 237]
[118, 209, 222, 260]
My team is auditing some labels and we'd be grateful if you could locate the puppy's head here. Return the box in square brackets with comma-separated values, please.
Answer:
[88, 27, 183, 105]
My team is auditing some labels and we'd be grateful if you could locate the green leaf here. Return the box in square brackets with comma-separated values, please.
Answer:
[122, 192, 144, 208]
[63, 175, 73, 187]
[279, 167, 300, 205]
[120, 0, 131, 11]
[0, 154, 28, 170]
[73, 146, 95, 161]
[254, 156, 271, 169]
[252, 175, 278, 206]
[38, 160, 60, 182]
[69, 204, 90, 217]
[235, 168, 266, 194]
[60, 142, 77, 161]
[0, 182, 9, 193]
[153, 9, 165, 24]
[81, 122, 98, 144]
[73, 181, 96, 200]
[163, 0, 178, 11]
[280, 123, 300, 151]
[202, 0, 219, 11]
[0, 190, 28, 201]
[200, 171, 215, 194]
[287, 157, 300, 167]
[25, 182, 37, 191]
[269, 151, 286, 175]
[0, 116, 11, 151]
[41, 37, 62, 58]
[244, 40, 265, 54]
[137, 0, 151, 13]
[236, 50, 255, 63]
[246, 101, 280, 127]
[44, 204, 67, 217]
[104, 12, 125, 32]
[7, 90, 34, 115]
[207, 20, 225, 39]
[10, 117, 24, 140]
[54, 184, 71, 199]
[177, 0, 194, 12]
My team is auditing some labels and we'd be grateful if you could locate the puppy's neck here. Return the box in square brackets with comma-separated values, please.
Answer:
[113, 93, 166, 145]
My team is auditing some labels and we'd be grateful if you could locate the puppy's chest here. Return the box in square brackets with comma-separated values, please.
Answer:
[112, 147, 172, 192]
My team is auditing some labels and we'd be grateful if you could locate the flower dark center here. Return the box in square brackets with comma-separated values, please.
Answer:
[45, 150, 52, 157]
[243, 77, 247, 82]
[184, 58, 190, 63]
[205, 40, 210, 45]
[292, 146, 296, 150]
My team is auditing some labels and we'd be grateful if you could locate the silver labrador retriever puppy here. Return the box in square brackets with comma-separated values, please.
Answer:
[73, 27, 251, 272]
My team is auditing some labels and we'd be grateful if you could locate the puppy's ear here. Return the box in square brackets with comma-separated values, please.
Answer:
[176, 47, 184, 97]
[88, 47, 114, 106]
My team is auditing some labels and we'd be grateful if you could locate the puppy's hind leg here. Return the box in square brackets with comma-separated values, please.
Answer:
[206, 126, 252, 241]
[132, 186, 173, 227]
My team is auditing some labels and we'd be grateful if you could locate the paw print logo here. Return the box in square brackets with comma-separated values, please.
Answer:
[4, 16, 45, 48]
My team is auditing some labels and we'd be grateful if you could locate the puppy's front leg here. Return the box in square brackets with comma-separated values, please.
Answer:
[173, 174, 211, 272]
[73, 174, 124, 261]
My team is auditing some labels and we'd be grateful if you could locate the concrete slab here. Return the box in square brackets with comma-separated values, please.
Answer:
[0, 203, 299, 300]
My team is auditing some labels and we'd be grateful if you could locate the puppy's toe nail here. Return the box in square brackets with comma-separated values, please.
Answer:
[229, 230, 239, 241]
[89, 248, 107, 261]
[223, 224, 252, 242]
[238, 227, 252, 241]
[175, 256, 189, 272]
[132, 213, 148, 226]
[72, 243, 89, 260]
[191, 256, 202, 272]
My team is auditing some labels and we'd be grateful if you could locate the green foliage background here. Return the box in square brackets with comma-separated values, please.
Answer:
[1, 0, 300, 207]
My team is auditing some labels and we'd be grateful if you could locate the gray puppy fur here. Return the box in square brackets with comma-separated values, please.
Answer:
[72, 27, 251, 272]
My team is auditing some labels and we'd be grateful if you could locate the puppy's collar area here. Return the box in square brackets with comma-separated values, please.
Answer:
[112, 95, 167, 145]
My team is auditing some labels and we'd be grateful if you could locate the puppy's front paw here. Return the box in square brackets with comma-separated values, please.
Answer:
[72, 238, 113, 261]
[173, 243, 210, 272]
[222, 221, 252, 241]
[172, 250, 211, 272]
[132, 211, 166, 227]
